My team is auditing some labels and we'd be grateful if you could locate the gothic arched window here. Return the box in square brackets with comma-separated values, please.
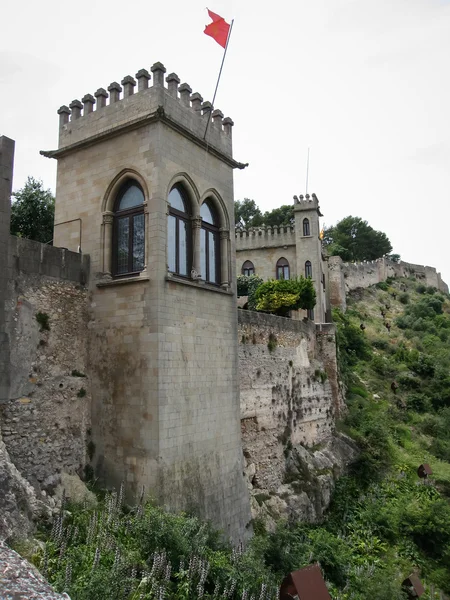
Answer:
[242, 260, 255, 276]
[113, 181, 145, 276]
[168, 186, 191, 277]
[303, 218, 310, 236]
[200, 201, 220, 285]
[305, 260, 312, 278]
[276, 257, 290, 280]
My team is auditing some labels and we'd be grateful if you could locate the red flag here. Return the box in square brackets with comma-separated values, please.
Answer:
[204, 9, 230, 49]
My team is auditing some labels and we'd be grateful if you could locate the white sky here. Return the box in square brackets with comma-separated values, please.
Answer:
[1, 0, 450, 283]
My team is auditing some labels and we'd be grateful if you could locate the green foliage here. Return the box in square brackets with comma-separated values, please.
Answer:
[236, 275, 264, 314]
[399, 293, 410, 305]
[267, 332, 277, 352]
[11, 176, 55, 243]
[36, 311, 50, 331]
[35, 491, 278, 600]
[314, 369, 328, 384]
[77, 388, 87, 398]
[72, 370, 86, 377]
[234, 199, 294, 228]
[322, 215, 393, 262]
[332, 308, 370, 380]
[376, 281, 389, 291]
[254, 277, 316, 317]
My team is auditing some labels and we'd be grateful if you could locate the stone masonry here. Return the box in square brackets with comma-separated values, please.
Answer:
[41, 62, 251, 541]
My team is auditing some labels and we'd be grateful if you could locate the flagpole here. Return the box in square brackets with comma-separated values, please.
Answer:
[203, 18, 234, 140]
[305, 147, 310, 194]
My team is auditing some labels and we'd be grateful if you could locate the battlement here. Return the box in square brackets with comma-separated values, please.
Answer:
[235, 224, 296, 251]
[293, 193, 322, 213]
[46, 62, 239, 164]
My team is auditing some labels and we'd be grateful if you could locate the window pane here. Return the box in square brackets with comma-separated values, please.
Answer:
[179, 219, 189, 276]
[201, 202, 215, 225]
[200, 228, 206, 280]
[132, 213, 145, 271]
[208, 231, 216, 283]
[117, 217, 130, 274]
[168, 215, 176, 272]
[119, 185, 144, 210]
[169, 187, 187, 213]
[283, 266, 289, 280]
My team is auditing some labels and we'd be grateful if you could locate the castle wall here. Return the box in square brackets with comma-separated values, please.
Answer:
[2, 236, 91, 488]
[238, 311, 336, 488]
[236, 245, 297, 281]
[338, 257, 449, 297]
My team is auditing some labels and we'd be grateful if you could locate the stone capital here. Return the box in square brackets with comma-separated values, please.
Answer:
[102, 212, 114, 225]
[192, 216, 202, 229]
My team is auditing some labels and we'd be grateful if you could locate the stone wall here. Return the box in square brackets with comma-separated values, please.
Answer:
[2, 236, 91, 490]
[340, 257, 448, 296]
[237, 310, 354, 525]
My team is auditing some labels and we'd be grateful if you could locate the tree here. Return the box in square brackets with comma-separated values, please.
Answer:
[10, 177, 55, 244]
[254, 277, 316, 317]
[262, 204, 294, 227]
[234, 200, 294, 228]
[323, 216, 392, 262]
[234, 199, 263, 228]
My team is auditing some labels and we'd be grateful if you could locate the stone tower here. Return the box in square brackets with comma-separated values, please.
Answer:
[42, 62, 251, 540]
[294, 194, 328, 323]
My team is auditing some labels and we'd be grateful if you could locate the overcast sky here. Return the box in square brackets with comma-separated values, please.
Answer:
[1, 0, 449, 283]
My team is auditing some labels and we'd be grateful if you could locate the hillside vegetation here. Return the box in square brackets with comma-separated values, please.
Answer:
[21, 277, 450, 599]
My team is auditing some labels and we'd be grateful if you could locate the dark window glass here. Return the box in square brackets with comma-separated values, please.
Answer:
[305, 261, 312, 278]
[276, 257, 290, 280]
[200, 201, 220, 284]
[307, 308, 315, 321]
[303, 218, 310, 236]
[242, 260, 255, 276]
[113, 182, 145, 276]
[168, 186, 191, 277]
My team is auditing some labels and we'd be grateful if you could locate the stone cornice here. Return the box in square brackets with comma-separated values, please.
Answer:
[40, 106, 249, 170]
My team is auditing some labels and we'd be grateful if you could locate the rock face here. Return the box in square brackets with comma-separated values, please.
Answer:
[246, 433, 358, 530]
[0, 432, 50, 543]
[0, 542, 70, 599]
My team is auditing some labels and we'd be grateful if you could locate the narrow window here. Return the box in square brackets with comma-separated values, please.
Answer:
[307, 308, 315, 321]
[242, 260, 255, 276]
[168, 186, 191, 277]
[305, 260, 312, 278]
[303, 218, 310, 236]
[276, 257, 290, 280]
[113, 182, 145, 276]
[200, 201, 220, 284]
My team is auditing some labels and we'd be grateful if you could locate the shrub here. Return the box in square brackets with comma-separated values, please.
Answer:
[267, 332, 277, 352]
[36, 311, 50, 331]
[254, 277, 316, 317]
[237, 274, 263, 311]
[397, 374, 421, 390]
[399, 293, 409, 305]
[406, 393, 431, 413]
[416, 284, 427, 294]
[372, 339, 388, 350]
[77, 388, 87, 398]
[376, 281, 389, 291]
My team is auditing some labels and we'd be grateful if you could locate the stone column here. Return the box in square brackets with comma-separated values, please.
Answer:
[220, 228, 230, 288]
[57, 105, 71, 127]
[69, 99, 83, 120]
[121, 75, 136, 98]
[95, 88, 108, 108]
[136, 69, 151, 92]
[82, 94, 95, 114]
[0, 136, 14, 405]
[166, 73, 180, 97]
[192, 217, 202, 279]
[102, 212, 114, 276]
[151, 62, 166, 87]
[108, 82, 122, 104]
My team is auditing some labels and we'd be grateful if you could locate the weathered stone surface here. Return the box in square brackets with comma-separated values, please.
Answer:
[54, 473, 97, 509]
[0, 433, 50, 543]
[0, 542, 70, 599]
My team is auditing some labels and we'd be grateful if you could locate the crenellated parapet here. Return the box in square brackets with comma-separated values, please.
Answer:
[235, 224, 296, 251]
[293, 193, 323, 216]
[47, 62, 239, 165]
